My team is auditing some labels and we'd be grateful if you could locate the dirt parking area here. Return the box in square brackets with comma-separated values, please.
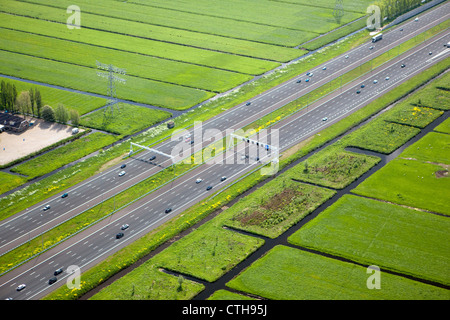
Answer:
[0, 119, 82, 166]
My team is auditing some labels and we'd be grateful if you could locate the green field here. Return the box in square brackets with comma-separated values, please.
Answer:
[353, 132, 450, 215]
[226, 245, 449, 299]
[90, 265, 205, 300]
[289, 195, 450, 286]
[289, 143, 380, 189]
[434, 117, 450, 134]
[79, 103, 172, 136]
[344, 119, 421, 154]
[224, 174, 335, 238]
[0, 0, 373, 110]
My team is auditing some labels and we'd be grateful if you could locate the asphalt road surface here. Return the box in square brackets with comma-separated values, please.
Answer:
[0, 4, 449, 300]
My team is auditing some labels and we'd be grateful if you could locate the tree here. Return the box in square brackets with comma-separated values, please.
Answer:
[70, 109, 80, 127]
[16, 91, 32, 116]
[35, 89, 42, 118]
[41, 105, 55, 122]
[29, 88, 35, 116]
[55, 103, 69, 124]
[0, 80, 6, 110]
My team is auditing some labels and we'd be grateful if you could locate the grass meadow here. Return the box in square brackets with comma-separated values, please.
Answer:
[288, 195, 450, 286]
[79, 103, 172, 136]
[0, 0, 372, 109]
[226, 245, 449, 300]
[353, 132, 450, 216]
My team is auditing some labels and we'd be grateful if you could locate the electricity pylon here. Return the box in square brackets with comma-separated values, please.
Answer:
[96, 60, 126, 117]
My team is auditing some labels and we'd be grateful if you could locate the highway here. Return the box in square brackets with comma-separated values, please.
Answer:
[1, 28, 448, 300]
[0, 4, 449, 300]
[0, 3, 448, 255]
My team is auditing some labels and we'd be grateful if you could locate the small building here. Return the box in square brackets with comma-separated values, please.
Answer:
[0, 113, 29, 133]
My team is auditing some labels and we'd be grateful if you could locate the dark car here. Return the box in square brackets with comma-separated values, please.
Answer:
[246, 102, 251, 106]
[165, 208, 172, 214]
[116, 232, 124, 239]
[356, 90, 361, 94]
[206, 186, 213, 191]
[401, 64, 406, 68]
[61, 193, 68, 198]
[120, 164, 126, 169]
[54, 268, 63, 276]
[149, 156, 156, 161]
[48, 277, 57, 285]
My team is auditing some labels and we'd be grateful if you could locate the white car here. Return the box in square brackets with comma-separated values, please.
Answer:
[119, 171, 126, 176]
[121, 224, 129, 230]
[373, 79, 378, 84]
[415, 17, 419, 22]
[385, 77, 390, 80]
[196, 178, 203, 184]
[322, 117, 328, 121]
[16, 284, 26, 291]
[43, 205, 51, 211]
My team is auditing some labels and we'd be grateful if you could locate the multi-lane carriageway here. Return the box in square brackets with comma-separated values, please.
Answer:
[0, 4, 449, 300]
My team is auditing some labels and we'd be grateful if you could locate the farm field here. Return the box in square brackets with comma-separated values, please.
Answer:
[79, 103, 172, 136]
[288, 143, 381, 189]
[288, 195, 450, 286]
[223, 174, 335, 238]
[353, 131, 450, 216]
[0, 0, 372, 110]
[226, 245, 449, 300]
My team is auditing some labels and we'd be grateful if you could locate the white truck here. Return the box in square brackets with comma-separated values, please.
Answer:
[372, 33, 383, 43]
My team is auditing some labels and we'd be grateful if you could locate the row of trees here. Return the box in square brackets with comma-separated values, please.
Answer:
[0, 80, 80, 126]
[374, 0, 428, 22]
